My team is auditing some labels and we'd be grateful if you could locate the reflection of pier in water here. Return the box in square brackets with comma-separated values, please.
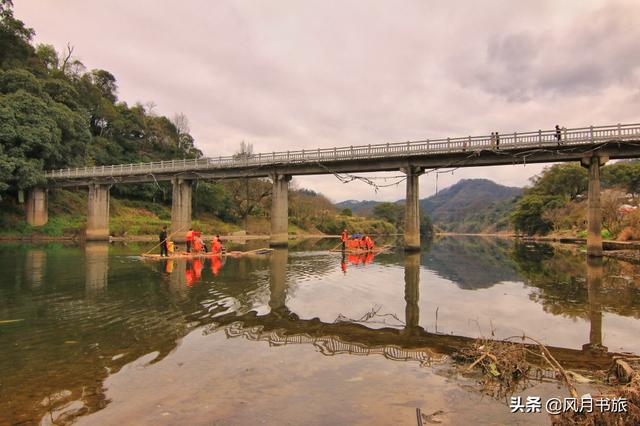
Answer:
[85, 242, 109, 297]
[201, 248, 621, 371]
[584, 257, 606, 352]
[25, 249, 46, 288]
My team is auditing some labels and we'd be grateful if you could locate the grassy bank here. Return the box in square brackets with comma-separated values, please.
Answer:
[0, 189, 396, 239]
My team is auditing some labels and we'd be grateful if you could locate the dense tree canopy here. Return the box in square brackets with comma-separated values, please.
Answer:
[510, 161, 640, 235]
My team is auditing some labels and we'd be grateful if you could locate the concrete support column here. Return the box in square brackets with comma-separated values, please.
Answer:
[403, 252, 421, 336]
[87, 184, 110, 241]
[25, 188, 48, 226]
[270, 173, 291, 247]
[171, 178, 193, 238]
[402, 167, 423, 251]
[581, 155, 608, 257]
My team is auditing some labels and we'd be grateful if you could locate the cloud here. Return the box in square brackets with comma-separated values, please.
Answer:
[13, 0, 640, 202]
[451, 1, 640, 101]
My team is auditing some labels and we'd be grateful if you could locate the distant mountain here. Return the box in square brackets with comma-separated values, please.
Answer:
[336, 179, 522, 233]
[422, 179, 522, 233]
[335, 199, 383, 216]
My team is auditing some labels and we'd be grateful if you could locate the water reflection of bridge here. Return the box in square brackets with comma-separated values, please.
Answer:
[200, 249, 617, 371]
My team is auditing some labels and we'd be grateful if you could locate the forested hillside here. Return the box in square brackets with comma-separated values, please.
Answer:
[421, 179, 521, 233]
[511, 161, 640, 238]
[337, 179, 522, 234]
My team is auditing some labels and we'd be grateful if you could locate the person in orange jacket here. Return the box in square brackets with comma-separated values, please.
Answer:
[185, 228, 194, 253]
[211, 235, 223, 254]
[365, 235, 374, 251]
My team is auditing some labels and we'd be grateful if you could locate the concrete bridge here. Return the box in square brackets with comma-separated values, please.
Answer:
[27, 123, 640, 254]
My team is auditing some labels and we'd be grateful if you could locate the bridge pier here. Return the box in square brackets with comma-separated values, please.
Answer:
[581, 155, 608, 257]
[171, 177, 193, 238]
[270, 173, 291, 247]
[25, 188, 48, 226]
[403, 167, 423, 251]
[86, 184, 110, 241]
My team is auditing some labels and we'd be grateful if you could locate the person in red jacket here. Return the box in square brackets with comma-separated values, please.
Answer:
[185, 228, 194, 253]
[211, 235, 223, 254]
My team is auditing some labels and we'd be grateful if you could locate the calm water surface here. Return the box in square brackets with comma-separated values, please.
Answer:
[1, 237, 639, 425]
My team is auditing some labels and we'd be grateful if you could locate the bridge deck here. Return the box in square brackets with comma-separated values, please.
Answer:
[45, 123, 640, 186]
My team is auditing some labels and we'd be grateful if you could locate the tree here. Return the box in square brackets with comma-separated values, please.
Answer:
[420, 213, 433, 237]
[602, 161, 640, 197]
[35, 44, 59, 72]
[510, 194, 565, 235]
[90, 69, 117, 103]
[340, 208, 353, 216]
[0, 0, 34, 68]
[601, 188, 626, 236]
[529, 163, 587, 201]
[373, 202, 404, 229]
[222, 178, 271, 228]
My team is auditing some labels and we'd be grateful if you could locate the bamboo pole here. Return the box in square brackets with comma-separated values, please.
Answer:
[142, 227, 186, 256]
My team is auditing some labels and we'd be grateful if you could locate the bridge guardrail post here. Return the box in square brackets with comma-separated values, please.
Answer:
[618, 123, 622, 138]
[447, 137, 450, 151]
[538, 129, 542, 144]
[590, 125, 594, 142]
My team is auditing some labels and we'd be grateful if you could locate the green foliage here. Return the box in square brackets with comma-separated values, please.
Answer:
[340, 208, 353, 216]
[373, 202, 404, 227]
[510, 194, 565, 235]
[511, 163, 589, 236]
[0, 0, 35, 69]
[602, 160, 640, 194]
[529, 163, 587, 201]
[420, 213, 433, 237]
[194, 182, 233, 221]
[316, 214, 395, 235]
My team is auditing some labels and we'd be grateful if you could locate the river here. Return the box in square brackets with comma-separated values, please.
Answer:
[1, 237, 639, 425]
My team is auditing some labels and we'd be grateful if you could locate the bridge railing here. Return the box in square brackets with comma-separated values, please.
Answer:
[45, 123, 640, 179]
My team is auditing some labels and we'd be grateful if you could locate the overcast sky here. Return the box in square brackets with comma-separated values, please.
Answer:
[14, 1, 640, 202]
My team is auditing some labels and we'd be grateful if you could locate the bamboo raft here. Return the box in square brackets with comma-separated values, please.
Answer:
[329, 244, 394, 255]
[141, 248, 273, 260]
